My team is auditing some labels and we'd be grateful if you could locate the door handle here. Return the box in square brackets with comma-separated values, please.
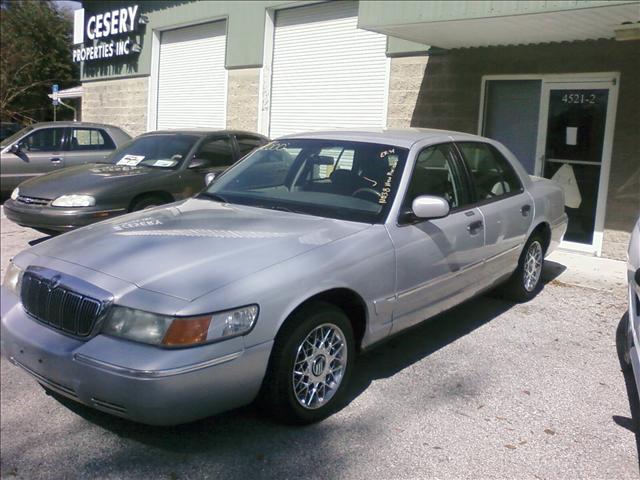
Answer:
[467, 220, 483, 234]
[49, 157, 62, 163]
[521, 205, 532, 217]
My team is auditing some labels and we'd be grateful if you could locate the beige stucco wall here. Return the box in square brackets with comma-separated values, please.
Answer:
[226, 68, 260, 132]
[387, 56, 429, 128]
[81, 77, 148, 137]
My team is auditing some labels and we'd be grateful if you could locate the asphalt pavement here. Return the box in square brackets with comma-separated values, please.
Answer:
[0, 208, 637, 479]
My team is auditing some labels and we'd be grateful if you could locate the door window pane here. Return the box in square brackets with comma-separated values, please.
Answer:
[404, 143, 466, 209]
[70, 128, 114, 150]
[483, 80, 541, 174]
[545, 90, 608, 163]
[192, 137, 234, 168]
[458, 142, 522, 200]
[21, 128, 63, 151]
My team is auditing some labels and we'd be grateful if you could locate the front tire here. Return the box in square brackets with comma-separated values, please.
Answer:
[502, 234, 545, 302]
[131, 195, 165, 211]
[260, 302, 355, 424]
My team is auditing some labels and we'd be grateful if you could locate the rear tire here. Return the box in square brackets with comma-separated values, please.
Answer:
[502, 234, 545, 302]
[260, 301, 355, 424]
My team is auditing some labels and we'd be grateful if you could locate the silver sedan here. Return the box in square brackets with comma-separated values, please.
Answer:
[1, 129, 568, 425]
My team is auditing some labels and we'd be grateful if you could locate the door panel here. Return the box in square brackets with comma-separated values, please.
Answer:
[456, 141, 532, 281]
[2, 128, 65, 190]
[389, 142, 485, 333]
[63, 127, 114, 167]
[540, 87, 610, 245]
[389, 207, 486, 333]
[477, 193, 532, 280]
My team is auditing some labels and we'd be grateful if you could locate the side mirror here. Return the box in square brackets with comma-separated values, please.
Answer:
[205, 172, 217, 186]
[411, 195, 450, 220]
[9, 143, 21, 154]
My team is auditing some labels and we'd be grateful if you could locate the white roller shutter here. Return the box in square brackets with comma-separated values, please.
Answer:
[157, 22, 227, 130]
[269, 1, 389, 138]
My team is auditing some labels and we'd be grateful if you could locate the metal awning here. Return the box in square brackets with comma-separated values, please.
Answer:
[47, 86, 83, 100]
[360, 2, 640, 49]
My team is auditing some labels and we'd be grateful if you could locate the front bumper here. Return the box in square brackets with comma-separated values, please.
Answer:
[1, 287, 272, 425]
[3, 199, 126, 232]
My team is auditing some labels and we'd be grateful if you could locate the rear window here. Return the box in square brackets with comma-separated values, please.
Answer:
[69, 128, 115, 151]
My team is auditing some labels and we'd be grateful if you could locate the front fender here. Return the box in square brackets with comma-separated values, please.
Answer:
[178, 225, 397, 349]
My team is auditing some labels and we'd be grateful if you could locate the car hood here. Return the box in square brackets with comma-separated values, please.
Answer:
[29, 198, 371, 301]
[17, 163, 171, 199]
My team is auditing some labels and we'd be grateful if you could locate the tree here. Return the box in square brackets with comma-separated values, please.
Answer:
[0, 0, 78, 123]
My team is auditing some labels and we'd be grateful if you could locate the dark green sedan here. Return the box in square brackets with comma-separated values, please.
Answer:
[4, 130, 268, 233]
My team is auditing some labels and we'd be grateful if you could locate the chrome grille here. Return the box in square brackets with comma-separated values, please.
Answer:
[20, 268, 111, 338]
[16, 195, 50, 206]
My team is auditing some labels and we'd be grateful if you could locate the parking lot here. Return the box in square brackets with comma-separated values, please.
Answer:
[0, 208, 637, 479]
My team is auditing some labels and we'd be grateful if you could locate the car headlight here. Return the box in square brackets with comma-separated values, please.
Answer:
[10, 188, 19, 201]
[51, 194, 95, 207]
[2, 262, 24, 295]
[101, 304, 259, 347]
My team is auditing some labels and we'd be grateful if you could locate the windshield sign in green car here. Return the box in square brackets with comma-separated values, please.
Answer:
[3, 130, 268, 233]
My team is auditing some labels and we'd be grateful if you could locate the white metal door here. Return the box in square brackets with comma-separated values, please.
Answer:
[157, 22, 227, 130]
[269, 1, 389, 138]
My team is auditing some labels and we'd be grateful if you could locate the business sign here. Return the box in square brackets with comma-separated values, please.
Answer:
[72, 5, 143, 63]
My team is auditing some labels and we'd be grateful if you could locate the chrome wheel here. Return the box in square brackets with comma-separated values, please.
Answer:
[292, 323, 347, 410]
[523, 240, 543, 292]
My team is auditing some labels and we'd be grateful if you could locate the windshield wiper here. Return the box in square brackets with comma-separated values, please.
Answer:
[199, 192, 228, 203]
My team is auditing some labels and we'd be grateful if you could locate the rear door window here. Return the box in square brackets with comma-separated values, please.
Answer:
[456, 142, 523, 201]
[69, 128, 115, 151]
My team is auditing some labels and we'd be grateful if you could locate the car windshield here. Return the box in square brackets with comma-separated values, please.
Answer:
[202, 139, 408, 223]
[1, 126, 33, 147]
[108, 134, 199, 168]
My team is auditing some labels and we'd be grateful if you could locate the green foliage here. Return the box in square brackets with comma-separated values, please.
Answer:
[0, 0, 79, 123]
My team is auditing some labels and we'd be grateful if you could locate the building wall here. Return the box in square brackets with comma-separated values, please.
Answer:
[226, 68, 260, 132]
[394, 39, 639, 259]
[387, 56, 429, 128]
[81, 77, 148, 137]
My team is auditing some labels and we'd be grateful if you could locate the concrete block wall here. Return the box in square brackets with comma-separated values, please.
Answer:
[387, 56, 429, 128]
[388, 39, 640, 259]
[81, 77, 148, 137]
[226, 68, 260, 132]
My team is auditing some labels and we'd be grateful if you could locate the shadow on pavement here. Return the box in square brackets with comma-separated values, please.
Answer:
[540, 259, 567, 284]
[615, 312, 640, 463]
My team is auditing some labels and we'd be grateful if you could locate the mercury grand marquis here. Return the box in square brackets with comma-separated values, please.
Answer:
[1, 129, 567, 425]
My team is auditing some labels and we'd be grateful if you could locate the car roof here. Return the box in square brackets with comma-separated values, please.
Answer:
[27, 121, 125, 130]
[279, 128, 487, 148]
[142, 129, 268, 138]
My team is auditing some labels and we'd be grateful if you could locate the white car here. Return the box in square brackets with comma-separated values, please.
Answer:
[622, 217, 640, 402]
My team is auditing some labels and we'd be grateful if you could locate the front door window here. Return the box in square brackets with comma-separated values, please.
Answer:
[541, 87, 610, 245]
